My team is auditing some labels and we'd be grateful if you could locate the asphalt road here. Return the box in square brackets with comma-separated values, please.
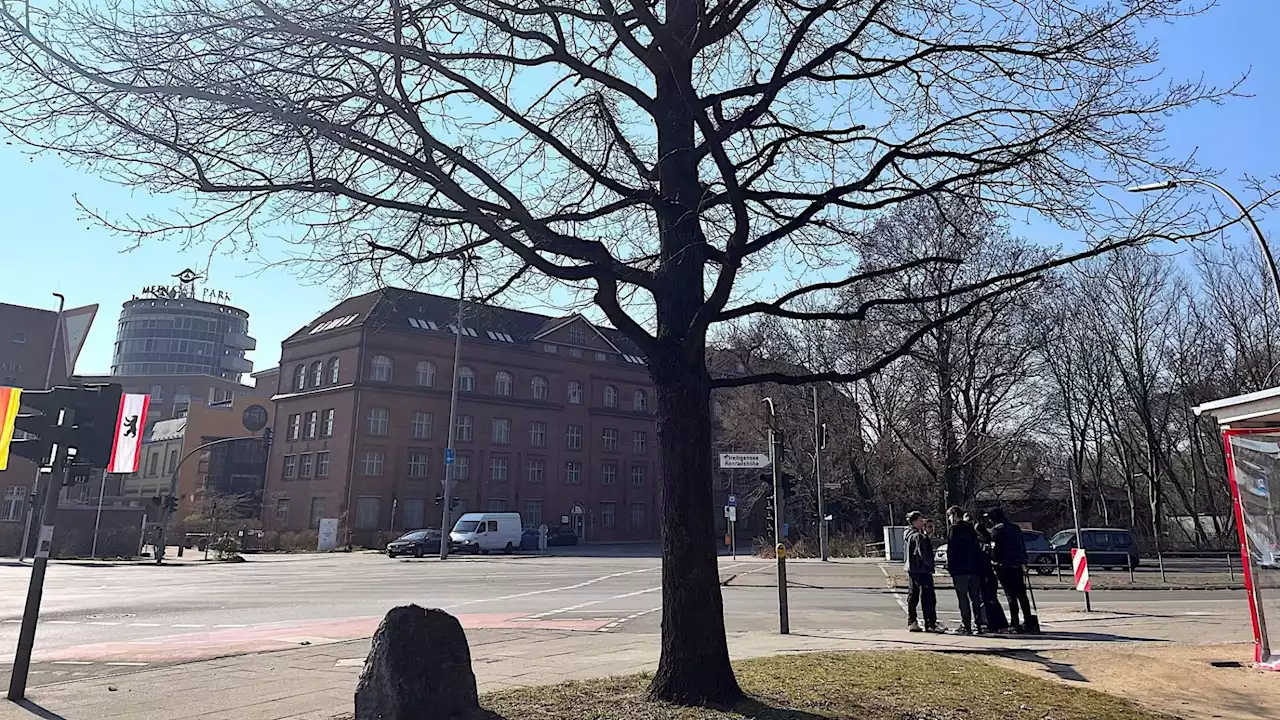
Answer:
[0, 552, 1260, 688]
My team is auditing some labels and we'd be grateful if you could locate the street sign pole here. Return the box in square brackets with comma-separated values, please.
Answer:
[8, 434, 70, 701]
[813, 387, 829, 562]
[439, 254, 470, 561]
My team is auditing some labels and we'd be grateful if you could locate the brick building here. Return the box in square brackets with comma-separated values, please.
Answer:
[264, 289, 658, 546]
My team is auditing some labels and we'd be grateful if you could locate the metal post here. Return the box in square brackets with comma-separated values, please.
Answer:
[439, 255, 469, 560]
[90, 469, 108, 559]
[1067, 472, 1091, 611]
[1228, 551, 1235, 582]
[1158, 552, 1167, 583]
[813, 388, 828, 562]
[8, 438, 70, 701]
[769, 425, 789, 635]
[20, 293, 64, 562]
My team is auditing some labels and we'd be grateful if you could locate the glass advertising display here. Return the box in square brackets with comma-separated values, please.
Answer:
[1226, 432, 1280, 669]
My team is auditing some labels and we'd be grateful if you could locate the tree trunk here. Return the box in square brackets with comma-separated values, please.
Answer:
[647, 349, 741, 705]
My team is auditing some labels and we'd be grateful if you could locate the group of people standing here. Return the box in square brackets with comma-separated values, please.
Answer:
[901, 507, 1035, 635]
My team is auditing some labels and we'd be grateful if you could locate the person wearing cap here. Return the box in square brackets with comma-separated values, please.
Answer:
[902, 510, 940, 632]
[945, 506, 986, 634]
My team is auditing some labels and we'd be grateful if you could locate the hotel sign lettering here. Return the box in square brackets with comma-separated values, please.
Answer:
[139, 286, 232, 303]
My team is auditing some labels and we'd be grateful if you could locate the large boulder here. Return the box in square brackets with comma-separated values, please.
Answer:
[355, 605, 480, 720]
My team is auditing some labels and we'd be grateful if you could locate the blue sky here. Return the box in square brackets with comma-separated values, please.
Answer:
[0, 2, 1275, 377]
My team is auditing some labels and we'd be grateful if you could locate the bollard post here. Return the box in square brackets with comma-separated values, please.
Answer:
[776, 543, 789, 635]
[1158, 552, 1167, 583]
[1056, 550, 1063, 582]
[1227, 552, 1235, 583]
[1129, 557, 1135, 583]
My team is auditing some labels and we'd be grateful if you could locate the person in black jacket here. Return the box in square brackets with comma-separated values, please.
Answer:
[972, 512, 1009, 631]
[989, 508, 1034, 632]
[945, 506, 986, 634]
[902, 511, 939, 632]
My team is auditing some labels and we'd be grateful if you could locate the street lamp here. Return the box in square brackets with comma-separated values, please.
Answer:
[439, 251, 477, 560]
[1127, 178, 1280, 312]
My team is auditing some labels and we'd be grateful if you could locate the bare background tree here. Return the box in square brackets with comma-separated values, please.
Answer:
[0, 0, 1257, 704]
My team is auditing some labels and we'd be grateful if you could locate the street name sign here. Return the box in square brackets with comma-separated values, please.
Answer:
[719, 453, 771, 469]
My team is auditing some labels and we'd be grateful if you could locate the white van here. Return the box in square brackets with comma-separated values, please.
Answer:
[450, 513, 523, 554]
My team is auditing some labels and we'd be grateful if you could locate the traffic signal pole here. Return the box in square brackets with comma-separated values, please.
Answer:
[19, 293, 64, 562]
[8, 434, 70, 701]
[761, 397, 789, 635]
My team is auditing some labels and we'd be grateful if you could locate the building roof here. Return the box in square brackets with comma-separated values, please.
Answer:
[286, 288, 646, 359]
[148, 417, 187, 442]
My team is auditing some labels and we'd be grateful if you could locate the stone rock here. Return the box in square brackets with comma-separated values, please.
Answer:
[355, 605, 479, 720]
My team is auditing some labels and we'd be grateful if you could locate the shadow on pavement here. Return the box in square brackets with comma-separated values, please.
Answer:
[465, 697, 828, 719]
[8, 700, 67, 719]
[993, 650, 1089, 682]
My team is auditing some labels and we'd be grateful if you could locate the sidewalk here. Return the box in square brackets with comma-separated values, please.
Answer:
[0, 606, 1244, 720]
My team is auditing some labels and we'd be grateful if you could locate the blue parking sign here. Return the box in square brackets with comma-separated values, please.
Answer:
[727, 494, 737, 507]
[444, 448, 455, 465]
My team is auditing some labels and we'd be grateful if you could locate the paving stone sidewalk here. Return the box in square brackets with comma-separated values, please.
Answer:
[0, 609, 1247, 720]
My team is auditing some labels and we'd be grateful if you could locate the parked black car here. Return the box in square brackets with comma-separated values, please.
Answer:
[386, 529, 443, 558]
[546, 525, 580, 546]
[1049, 527, 1140, 570]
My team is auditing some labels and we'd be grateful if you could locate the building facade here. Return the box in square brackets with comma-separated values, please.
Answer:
[264, 289, 658, 546]
[111, 294, 256, 381]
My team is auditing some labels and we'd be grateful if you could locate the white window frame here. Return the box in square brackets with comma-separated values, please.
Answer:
[566, 424, 582, 450]
[455, 414, 474, 441]
[371, 355, 393, 382]
[567, 381, 583, 404]
[412, 411, 432, 440]
[531, 375, 549, 400]
[367, 407, 390, 436]
[604, 385, 618, 407]
[493, 418, 511, 444]
[494, 371, 513, 396]
[416, 360, 436, 387]
[362, 451, 385, 476]
[458, 366, 476, 392]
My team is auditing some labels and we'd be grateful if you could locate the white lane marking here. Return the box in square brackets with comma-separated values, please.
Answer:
[1, 620, 20, 624]
[46, 621, 80, 625]
[128, 623, 161, 627]
[525, 585, 662, 619]
[214, 624, 249, 628]
[105, 662, 149, 667]
[51, 661, 93, 666]
[879, 564, 910, 614]
[440, 566, 659, 611]
[170, 624, 205, 628]
[599, 606, 661, 631]
[88, 622, 120, 626]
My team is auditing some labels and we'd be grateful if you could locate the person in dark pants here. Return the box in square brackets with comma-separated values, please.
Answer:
[973, 512, 1009, 632]
[945, 506, 986, 634]
[903, 511, 939, 633]
[990, 508, 1033, 632]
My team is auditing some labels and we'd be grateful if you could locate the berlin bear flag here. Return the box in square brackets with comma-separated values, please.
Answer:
[107, 393, 150, 473]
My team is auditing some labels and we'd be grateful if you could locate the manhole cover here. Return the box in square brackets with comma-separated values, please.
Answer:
[85, 613, 136, 620]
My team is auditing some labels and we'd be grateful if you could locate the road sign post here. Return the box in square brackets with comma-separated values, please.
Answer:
[727, 494, 737, 559]
[769, 427, 789, 635]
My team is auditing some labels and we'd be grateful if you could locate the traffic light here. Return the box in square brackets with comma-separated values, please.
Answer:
[6, 384, 124, 468]
[70, 383, 123, 467]
[434, 495, 459, 509]
[780, 473, 796, 500]
[262, 428, 273, 453]
[7, 388, 67, 466]
[150, 495, 162, 507]
[165, 496, 179, 512]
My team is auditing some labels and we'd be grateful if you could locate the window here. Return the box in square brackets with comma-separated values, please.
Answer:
[299, 453, 314, 478]
[2, 486, 26, 521]
[166, 449, 178, 474]
[494, 371, 512, 396]
[371, 354, 393, 382]
[488, 499, 507, 513]
[275, 498, 290, 523]
[408, 451, 430, 478]
[602, 428, 618, 451]
[630, 464, 645, 487]
[412, 411, 432, 440]
[458, 366, 476, 392]
[316, 452, 330, 477]
[454, 454, 471, 480]
[633, 390, 648, 411]
[601, 502, 616, 529]
[567, 381, 583, 404]
[321, 409, 335, 437]
[595, 352, 608, 362]
[601, 462, 618, 485]
[402, 498, 426, 529]
[310, 361, 323, 388]
[150, 384, 164, 403]
[530, 421, 547, 447]
[565, 461, 581, 484]
[525, 500, 543, 529]
[367, 407, 390, 436]
[566, 424, 582, 450]
[407, 360, 433, 388]
[356, 497, 381, 529]
[288, 413, 301, 440]
[293, 365, 307, 391]
[531, 375, 548, 400]
[491, 457, 508, 482]
[604, 385, 618, 407]
[455, 414, 474, 441]
[11, 331, 25, 344]
[283, 455, 297, 479]
[527, 459, 545, 484]
[633, 431, 647, 454]
[304, 411, 318, 438]
[309, 498, 325, 528]
[630, 503, 646, 530]
[569, 347, 583, 358]
[327, 357, 340, 384]
[568, 325, 587, 344]
[362, 451, 385, 476]
[543, 343, 557, 354]
[490, 418, 510, 445]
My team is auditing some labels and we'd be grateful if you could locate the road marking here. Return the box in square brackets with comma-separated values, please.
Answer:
[105, 662, 149, 667]
[51, 661, 93, 666]
[599, 606, 661, 631]
[441, 566, 660, 611]
[170, 624, 205, 628]
[526, 585, 662, 619]
[1, 620, 19, 624]
[128, 623, 161, 627]
[88, 622, 120, 626]
[879, 565, 910, 615]
[214, 624, 249, 628]
[46, 621, 80, 625]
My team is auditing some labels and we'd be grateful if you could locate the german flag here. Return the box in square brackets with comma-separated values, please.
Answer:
[0, 387, 21, 471]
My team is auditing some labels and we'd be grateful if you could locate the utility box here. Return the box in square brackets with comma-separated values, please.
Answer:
[883, 525, 909, 563]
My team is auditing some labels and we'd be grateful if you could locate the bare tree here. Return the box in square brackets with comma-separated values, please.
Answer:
[0, 0, 1233, 703]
